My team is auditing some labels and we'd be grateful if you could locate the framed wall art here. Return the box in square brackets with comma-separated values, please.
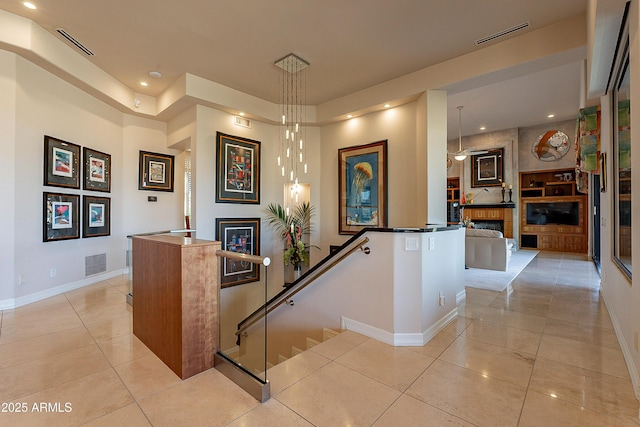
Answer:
[471, 148, 504, 188]
[82, 195, 111, 238]
[43, 192, 80, 242]
[83, 147, 111, 192]
[215, 132, 260, 204]
[138, 150, 174, 191]
[215, 218, 260, 287]
[43, 135, 81, 189]
[338, 140, 388, 234]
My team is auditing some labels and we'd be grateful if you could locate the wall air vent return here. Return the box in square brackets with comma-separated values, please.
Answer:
[234, 116, 252, 128]
[475, 21, 530, 45]
[55, 28, 95, 56]
[85, 253, 107, 276]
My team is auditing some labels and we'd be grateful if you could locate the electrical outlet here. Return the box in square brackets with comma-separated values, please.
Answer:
[50, 268, 56, 278]
[438, 291, 445, 306]
[18, 275, 26, 285]
[429, 237, 435, 250]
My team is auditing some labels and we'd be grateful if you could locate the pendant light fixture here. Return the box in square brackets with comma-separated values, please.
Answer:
[275, 53, 309, 187]
[454, 106, 467, 161]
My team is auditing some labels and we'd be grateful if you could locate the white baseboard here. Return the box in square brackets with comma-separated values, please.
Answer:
[0, 269, 128, 310]
[456, 289, 466, 304]
[341, 307, 459, 347]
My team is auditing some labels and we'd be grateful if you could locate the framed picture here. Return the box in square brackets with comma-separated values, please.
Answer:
[83, 147, 111, 192]
[600, 152, 607, 193]
[215, 218, 260, 287]
[43, 135, 81, 189]
[215, 132, 260, 204]
[338, 140, 388, 234]
[138, 150, 174, 191]
[471, 148, 504, 187]
[82, 195, 111, 238]
[43, 192, 80, 242]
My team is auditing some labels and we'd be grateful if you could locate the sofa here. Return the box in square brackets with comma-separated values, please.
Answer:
[465, 228, 513, 271]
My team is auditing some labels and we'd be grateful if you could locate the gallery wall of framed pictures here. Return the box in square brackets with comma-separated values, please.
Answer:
[42, 135, 112, 242]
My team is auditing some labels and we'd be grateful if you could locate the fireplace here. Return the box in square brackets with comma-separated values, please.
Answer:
[461, 203, 515, 238]
[472, 220, 504, 234]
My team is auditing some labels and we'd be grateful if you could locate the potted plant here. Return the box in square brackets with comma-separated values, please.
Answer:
[265, 202, 316, 280]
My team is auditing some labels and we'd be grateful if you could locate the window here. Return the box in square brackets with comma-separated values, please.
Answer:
[611, 10, 631, 279]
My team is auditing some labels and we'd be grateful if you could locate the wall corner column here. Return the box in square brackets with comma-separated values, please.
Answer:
[417, 90, 447, 225]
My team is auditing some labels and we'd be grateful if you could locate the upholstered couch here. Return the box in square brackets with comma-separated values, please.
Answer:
[465, 228, 513, 271]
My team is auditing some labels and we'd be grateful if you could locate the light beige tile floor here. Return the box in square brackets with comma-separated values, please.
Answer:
[1, 252, 638, 426]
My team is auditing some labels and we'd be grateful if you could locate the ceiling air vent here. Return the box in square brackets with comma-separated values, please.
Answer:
[234, 116, 252, 128]
[55, 28, 95, 56]
[475, 21, 530, 45]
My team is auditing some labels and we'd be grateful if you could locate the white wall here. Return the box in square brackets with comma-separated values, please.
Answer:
[319, 103, 421, 252]
[0, 50, 17, 301]
[2, 52, 183, 307]
[598, 0, 640, 398]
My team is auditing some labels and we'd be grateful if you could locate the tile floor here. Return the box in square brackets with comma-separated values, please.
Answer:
[0, 252, 638, 426]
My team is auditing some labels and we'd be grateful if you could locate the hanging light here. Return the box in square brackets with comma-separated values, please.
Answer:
[275, 53, 309, 185]
[454, 106, 467, 161]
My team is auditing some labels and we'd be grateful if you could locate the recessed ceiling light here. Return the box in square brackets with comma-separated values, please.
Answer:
[140, 81, 148, 87]
[148, 71, 162, 78]
[548, 114, 555, 118]
[347, 114, 353, 119]
[23, 2, 36, 10]
[384, 104, 391, 108]
[239, 112, 245, 116]
[480, 126, 486, 130]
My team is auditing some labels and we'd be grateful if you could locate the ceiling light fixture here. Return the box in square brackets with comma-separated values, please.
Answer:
[384, 104, 391, 108]
[275, 53, 309, 185]
[454, 106, 467, 161]
[140, 81, 148, 87]
[148, 71, 162, 78]
[480, 126, 486, 131]
[547, 114, 555, 118]
[23, 2, 36, 9]
[347, 114, 353, 119]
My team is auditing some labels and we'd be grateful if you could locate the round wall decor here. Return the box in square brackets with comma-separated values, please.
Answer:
[531, 130, 570, 161]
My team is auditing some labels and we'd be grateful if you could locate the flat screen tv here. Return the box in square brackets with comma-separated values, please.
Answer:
[526, 202, 579, 226]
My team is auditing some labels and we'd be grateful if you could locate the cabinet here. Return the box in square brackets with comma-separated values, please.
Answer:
[132, 235, 221, 379]
[519, 168, 587, 253]
[446, 177, 460, 224]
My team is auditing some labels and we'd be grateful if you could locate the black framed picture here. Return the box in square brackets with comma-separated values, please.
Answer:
[82, 195, 111, 238]
[83, 147, 111, 192]
[215, 132, 260, 204]
[43, 192, 80, 242]
[471, 148, 504, 188]
[338, 140, 388, 234]
[215, 218, 260, 287]
[43, 135, 81, 189]
[138, 150, 174, 191]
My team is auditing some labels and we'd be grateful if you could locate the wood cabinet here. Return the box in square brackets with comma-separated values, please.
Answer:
[519, 168, 588, 253]
[132, 235, 221, 379]
[446, 177, 461, 225]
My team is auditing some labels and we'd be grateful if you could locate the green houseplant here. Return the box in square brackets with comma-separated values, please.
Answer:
[265, 202, 315, 271]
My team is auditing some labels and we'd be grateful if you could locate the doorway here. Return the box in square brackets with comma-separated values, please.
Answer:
[592, 174, 601, 273]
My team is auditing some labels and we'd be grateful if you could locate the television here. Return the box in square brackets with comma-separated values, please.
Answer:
[526, 202, 579, 226]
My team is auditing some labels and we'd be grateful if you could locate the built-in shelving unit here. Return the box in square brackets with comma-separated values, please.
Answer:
[446, 177, 460, 224]
[519, 168, 587, 253]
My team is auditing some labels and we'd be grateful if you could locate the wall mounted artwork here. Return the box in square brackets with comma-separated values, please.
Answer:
[44, 135, 80, 189]
[215, 132, 260, 204]
[471, 148, 504, 188]
[82, 195, 111, 238]
[43, 192, 80, 242]
[338, 140, 387, 234]
[215, 218, 260, 287]
[138, 150, 175, 192]
[83, 147, 111, 192]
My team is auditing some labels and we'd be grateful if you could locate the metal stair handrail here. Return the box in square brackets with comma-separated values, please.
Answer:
[235, 233, 371, 341]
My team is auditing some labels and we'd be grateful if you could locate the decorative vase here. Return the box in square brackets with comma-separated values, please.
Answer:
[285, 263, 303, 284]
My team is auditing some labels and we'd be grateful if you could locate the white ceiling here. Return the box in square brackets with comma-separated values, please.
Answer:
[0, 0, 594, 137]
